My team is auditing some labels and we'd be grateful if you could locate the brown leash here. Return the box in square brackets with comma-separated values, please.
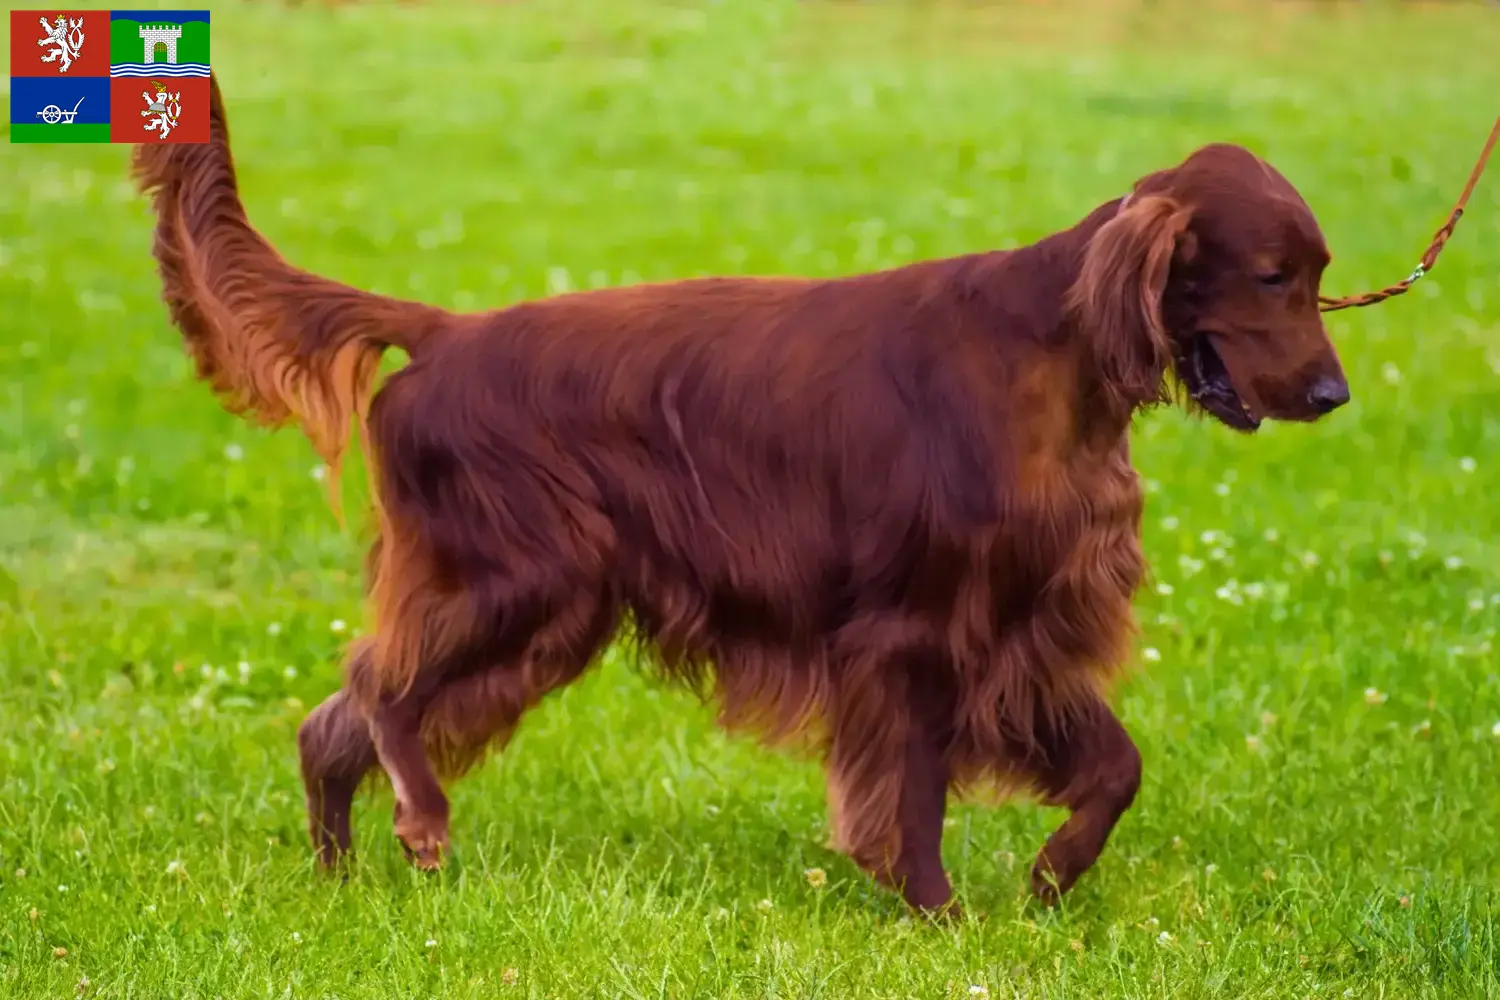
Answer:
[1318, 115, 1500, 313]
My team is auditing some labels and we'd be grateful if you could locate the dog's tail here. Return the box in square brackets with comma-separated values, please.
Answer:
[131, 71, 451, 511]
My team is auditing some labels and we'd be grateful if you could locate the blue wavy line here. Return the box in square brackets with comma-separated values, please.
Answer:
[109, 64, 210, 76]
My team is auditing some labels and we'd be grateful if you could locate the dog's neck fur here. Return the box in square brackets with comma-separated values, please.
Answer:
[954, 196, 1151, 448]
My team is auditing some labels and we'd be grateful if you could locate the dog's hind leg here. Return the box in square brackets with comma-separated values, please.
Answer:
[298, 635, 452, 871]
[297, 681, 379, 869]
[377, 585, 617, 871]
[419, 587, 616, 778]
[1024, 696, 1142, 905]
[370, 686, 451, 870]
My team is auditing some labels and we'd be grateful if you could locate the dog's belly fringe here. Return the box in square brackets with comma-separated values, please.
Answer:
[351, 510, 1147, 788]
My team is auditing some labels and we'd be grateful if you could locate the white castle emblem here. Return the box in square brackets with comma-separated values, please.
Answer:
[37, 14, 86, 73]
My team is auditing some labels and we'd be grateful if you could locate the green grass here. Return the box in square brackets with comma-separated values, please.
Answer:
[3, 0, 1500, 996]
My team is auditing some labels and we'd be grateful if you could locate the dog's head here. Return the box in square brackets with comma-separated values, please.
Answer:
[1070, 143, 1349, 432]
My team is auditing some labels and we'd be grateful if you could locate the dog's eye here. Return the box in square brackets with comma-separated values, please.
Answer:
[1258, 271, 1288, 288]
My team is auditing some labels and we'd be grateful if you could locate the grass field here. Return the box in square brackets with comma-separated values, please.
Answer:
[4, 1, 1500, 996]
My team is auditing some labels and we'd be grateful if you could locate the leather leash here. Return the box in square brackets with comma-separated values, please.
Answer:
[1319, 115, 1499, 312]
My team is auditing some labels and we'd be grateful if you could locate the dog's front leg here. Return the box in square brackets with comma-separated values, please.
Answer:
[885, 718, 958, 916]
[827, 705, 959, 919]
[1026, 698, 1142, 905]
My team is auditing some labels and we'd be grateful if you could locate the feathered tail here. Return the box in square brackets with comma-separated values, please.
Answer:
[130, 71, 452, 510]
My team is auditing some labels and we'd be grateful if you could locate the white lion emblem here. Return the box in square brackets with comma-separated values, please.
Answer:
[141, 82, 182, 140]
[37, 14, 86, 74]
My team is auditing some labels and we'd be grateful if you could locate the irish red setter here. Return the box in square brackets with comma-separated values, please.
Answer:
[133, 73, 1349, 916]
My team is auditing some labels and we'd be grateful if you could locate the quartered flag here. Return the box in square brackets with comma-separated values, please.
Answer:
[10, 8, 211, 144]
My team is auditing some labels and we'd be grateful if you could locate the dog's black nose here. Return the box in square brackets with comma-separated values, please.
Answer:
[1308, 376, 1350, 414]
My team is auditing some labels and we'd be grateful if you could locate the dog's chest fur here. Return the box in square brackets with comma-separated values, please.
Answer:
[972, 431, 1148, 678]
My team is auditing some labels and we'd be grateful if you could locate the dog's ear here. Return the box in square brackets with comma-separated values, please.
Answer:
[1068, 194, 1193, 409]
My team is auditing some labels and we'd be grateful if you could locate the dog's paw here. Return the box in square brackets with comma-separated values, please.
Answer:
[394, 808, 450, 871]
[915, 898, 966, 924]
[397, 830, 448, 871]
[1029, 864, 1067, 908]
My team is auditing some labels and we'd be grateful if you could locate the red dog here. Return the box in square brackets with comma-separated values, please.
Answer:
[133, 73, 1349, 916]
